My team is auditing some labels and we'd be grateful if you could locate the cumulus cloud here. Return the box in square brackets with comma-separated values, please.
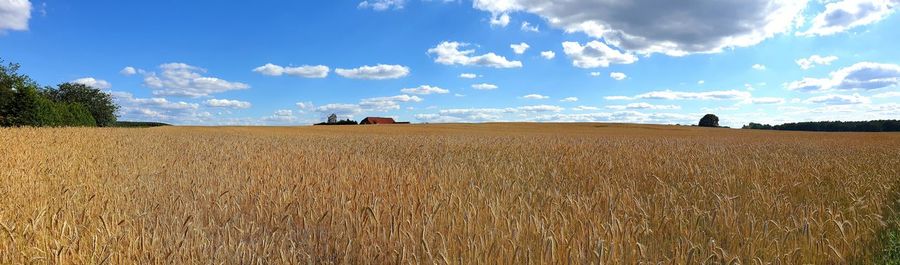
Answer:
[473, 0, 807, 56]
[796, 55, 839, 70]
[805, 93, 871, 105]
[120, 66, 138, 76]
[786, 62, 900, 91]
[521, 94, 549, 100]
[110, 91, 211, 123]
[800, 0, 896, 36]
[204, 99, 252, 109]
[295, 101, 315, 112]
[335, 64, 410, 80]
[752, 64, 767, 70]
[573, 106, 599, 111]
[490, 13, 510, 27]
[316, 103, 363, 117]
[518, 105, 564, 112]
[401, 85, 450, 95]
[540, 51, 556, 59]
[0, 0, 31, 32]
[608, 89, 753, 101]
[590, 72, 601, 77]
[750, 97, 786, 104]
[874, 91, 900, 98]
[263, 109, 298, 122]
[358, 0, 406, 11]
[510, 42, 530, 54]
[562, 41, 637, 68]
[521, 21, 539, 32]
[472, 83, 498, 90]
[607, 102, 681, 110]
[560, 97, 578, 102]
[252, 63, 330, 78]
[610, 72, 627, 80]
[428, 41, 523, 68]
[360, 95, 423, 111]
[141, 63, 250, 97]
[71, 77, 111, 89]
[459, 73, 479, 79]
[316, 94, 423, 118]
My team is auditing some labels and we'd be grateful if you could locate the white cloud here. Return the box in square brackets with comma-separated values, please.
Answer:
[141, 63, 250, 97]
[252, 63, 330, 78]
[521, 21, 539, 32]
[874, 91, 900, 98]
[752, 64, 767, 70]
[590, 72, 601, 77]
[608, 89, 753, 101]
[510, 42, 530, 54]
[490, 13, 510, 27]
[562, 41, 637, 68]
[805, 93, 871, 105]
[698, 80, 705, 85]
[295, 101, 315, 112]
[530, 111, 697, 124]
[799, 0, 896, 36]
[573, 106, 599, 111]
[428, 41, 523, 68]
[358, 0, 406, 11]
[786, 62, 900, 92]
[540, 51, 556, 59]
[111, 91, 210, 124]
[359, 95, 423, 111]
[335, 64, 410, 80]
[750, 97, 786, 104]
[0, 0, 31, 32]
[120, 66, 138, 76]
[522, 94, 549, 100]
[401, 85, 450, 95]
[71, 77, 112, 89]
[560, 97, 578, 102]
[518, 105, 564, 112]
[204, 99, 252, 109]
[316, 103, 363, 116]
[473, 0, 807, 56]
[472, 83, 498, 90]
[607, 102, 681, 110]
[796, 55, 839, 69]
[459, 73, 479, 79]
[610, 72, 627, 80]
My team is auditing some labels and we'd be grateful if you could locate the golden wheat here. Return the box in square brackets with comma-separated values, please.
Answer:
[1, 123, 899, 264]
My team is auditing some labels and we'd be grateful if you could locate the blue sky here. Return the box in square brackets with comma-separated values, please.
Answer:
[1, 0, 898, 126]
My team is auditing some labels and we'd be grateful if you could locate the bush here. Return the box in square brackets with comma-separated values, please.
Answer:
[7, 85, 97, 127]
[698, 114, 720, 127]
[45, 83, 119, 127]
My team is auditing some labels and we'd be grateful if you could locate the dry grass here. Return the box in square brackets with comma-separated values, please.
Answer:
[1, 123, 899, 264]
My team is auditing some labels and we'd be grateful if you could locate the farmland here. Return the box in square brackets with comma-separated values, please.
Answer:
[1, 123, 899, 263]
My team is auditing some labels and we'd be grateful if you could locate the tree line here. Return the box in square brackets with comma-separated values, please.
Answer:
[1, 59, 118, 127]
[743, 120, 900, 132]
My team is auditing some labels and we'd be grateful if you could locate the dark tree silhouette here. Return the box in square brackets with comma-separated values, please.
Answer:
[699, 114, 719, 127]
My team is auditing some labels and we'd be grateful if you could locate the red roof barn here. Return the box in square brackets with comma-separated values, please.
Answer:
[360, 117, 396, 125]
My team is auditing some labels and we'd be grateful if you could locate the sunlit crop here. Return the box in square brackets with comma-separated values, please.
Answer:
[1, 124, 898, 263]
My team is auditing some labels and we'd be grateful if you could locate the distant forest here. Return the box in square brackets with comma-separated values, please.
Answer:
[743, 120, 900, 132]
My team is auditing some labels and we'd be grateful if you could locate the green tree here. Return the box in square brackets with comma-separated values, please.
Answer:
[45, 83, 119, 126]
[0, 59, 39, 126]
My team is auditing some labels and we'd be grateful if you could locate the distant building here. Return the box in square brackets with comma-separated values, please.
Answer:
[327, 113, 337, 124]
[360, 117, 396, 125]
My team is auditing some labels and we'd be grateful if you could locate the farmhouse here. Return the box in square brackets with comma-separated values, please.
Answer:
[360, 117, 396, 125]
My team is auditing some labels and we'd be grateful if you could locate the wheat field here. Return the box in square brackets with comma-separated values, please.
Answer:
[1, 123, 899, 264]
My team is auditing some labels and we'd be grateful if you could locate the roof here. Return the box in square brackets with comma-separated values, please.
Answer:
[361, 117, 396, 124]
